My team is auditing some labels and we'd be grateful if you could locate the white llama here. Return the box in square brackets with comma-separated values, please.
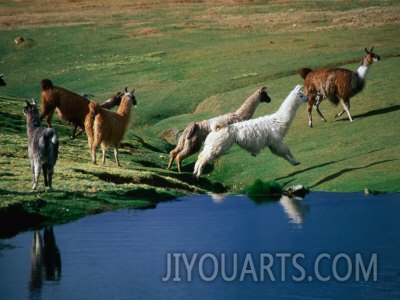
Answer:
[167, 87, 271, 172]
[193, 85, 308, 179]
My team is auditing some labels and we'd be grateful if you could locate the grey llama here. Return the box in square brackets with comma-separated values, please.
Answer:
[24, 99, 59, 190]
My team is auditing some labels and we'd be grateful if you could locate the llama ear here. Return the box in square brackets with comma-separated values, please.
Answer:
[124, 87, 128, 93]
[131, 88, 135, 94]
[370, 46, 374, 52]
[31, 98, 37, 105]
[24, 99, 30, 107]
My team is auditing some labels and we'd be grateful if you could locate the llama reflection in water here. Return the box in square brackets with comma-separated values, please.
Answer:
[211, 194, 309, 225]
[29, 227, 61, 297]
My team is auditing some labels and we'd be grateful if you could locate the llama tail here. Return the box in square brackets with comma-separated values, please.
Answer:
[43, 128, 59, 165]
[210, 120, 227, 132]
[88, 101, 101, 115]
[186, 122, 199, 140]
[300, 68, 313, 80]
[41, 79, 54, 91]
[85, 102, 100, 149]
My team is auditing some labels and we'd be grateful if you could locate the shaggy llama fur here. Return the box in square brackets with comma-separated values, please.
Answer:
[40, 79, 123, 139]
[24, 99, 59, 190]
[193, 85, 308, 179]
[85, 87, 136, 166]
[301, 47, 380, 127]
[167, 87, 271, 172]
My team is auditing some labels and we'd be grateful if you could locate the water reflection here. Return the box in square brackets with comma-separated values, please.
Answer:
[211, 193, 309, 225]
[279, 196, 309, 225]
[1, 193, 399, 300]
[29, 227, 61, 298]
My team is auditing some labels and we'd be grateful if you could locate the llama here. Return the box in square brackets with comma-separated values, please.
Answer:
[193, 85, 307, 179]
[85, 87, 136, 166]
[0, 74, 6, 86]
[301, 47, 380, 127]
[40, 79, 123, 139]
[167, 87, 271, 172]
[23, 99, 59, 190]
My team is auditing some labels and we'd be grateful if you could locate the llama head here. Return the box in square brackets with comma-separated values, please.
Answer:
[364, 46, 380, 64]
[108, 91, 124, 106]
[23, 98, 38, 116]
[123, 87, 137, 106]
[23, 99, 41, 126]
[260, 87, 271, 103]
[293, 85, 308, 103]
[41, 79, 54, 90]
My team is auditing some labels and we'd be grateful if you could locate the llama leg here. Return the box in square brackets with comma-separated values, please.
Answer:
[101, 146, 107, 164]
[91, 146, 98, 164]
[335, 99, 353, 122]
[44, 110, 55, 128]
[73, 127, 85, 139]
[113, 147, 121, 167]
[193, 156, 206, 180]
[314, 102, 327, 123]
[193, 151, 212, 180]
[91, 134, 102, 165]
[42, 163, 49, 187]
[70, 123, 78, 140]
[176, 153, 186, 173]
[167, 149, 179, 170]
[40, 106, 54, 128]
[48, 165, 54, 190]
[32, 159, 41, 190]
[307, 101, 314, 127]
[175, 149, 193, 173]
[269, 141, 300, 166]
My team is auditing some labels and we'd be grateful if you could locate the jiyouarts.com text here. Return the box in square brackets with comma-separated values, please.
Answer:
[162, 252, 377, 282]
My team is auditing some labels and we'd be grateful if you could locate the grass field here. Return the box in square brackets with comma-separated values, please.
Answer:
[1, 0, 399, 234]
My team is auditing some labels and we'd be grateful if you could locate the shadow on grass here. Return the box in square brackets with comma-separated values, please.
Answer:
[337, 104, 400, 121]
[73, 168, 226, 194]
[274, 159, 348, 182]
[309, 159, 395, 189]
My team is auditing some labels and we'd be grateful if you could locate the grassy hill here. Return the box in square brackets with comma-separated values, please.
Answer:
[1, 0, 399, 234]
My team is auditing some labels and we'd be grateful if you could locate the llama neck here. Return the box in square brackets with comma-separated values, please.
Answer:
[100, 96, 119, 109]
[234, 93, 260, 119]
[117, 97, 132, 119]
[275, 93, 302, 123]
[356, 65, 370, 79]
[26, 114, 41, 136]
[357, 56, 372, 80]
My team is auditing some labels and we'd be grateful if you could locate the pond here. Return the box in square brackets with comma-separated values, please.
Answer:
[1, 192, 400, 300]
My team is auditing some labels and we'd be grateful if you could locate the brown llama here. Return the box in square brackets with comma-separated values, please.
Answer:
[167, 87, 271, 172]
[85, 87, 136, 166]
[40, 79, 123, 139]
[301, 47, 380, 127]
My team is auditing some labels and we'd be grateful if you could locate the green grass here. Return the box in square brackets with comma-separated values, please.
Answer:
[1, 0, 399, 235]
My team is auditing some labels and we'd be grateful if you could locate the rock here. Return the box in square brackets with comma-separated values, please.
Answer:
[284, 185, 309, 199]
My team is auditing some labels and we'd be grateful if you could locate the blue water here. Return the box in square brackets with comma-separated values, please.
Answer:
[1, 192, 400, 300]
